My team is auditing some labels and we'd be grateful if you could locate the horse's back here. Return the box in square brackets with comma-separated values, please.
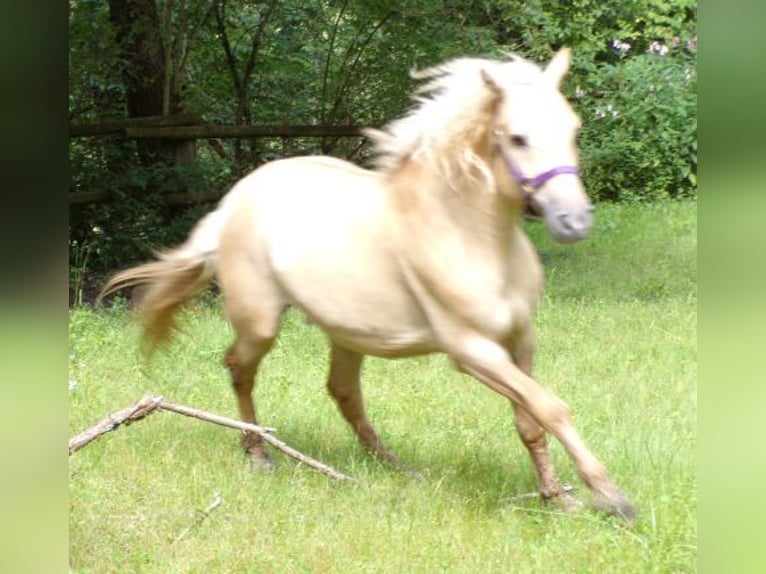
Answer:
[237, 155, 388, 240]
[218, 155, 438, 356]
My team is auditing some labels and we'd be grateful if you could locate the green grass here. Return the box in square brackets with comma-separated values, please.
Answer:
[69, 199, 697, 573]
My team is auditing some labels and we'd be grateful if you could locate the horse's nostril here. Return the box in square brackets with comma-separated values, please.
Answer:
[557, 212, 574, 231]
[555, 210, 593, 237]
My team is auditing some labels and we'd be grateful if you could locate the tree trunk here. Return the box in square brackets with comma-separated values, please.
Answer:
[106, 0, 195, 170]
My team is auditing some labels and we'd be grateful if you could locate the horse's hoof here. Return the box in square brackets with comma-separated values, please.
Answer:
[373, 450, 405, 470]
[591, 487, 636, 522]
[550, 491, 585, 513]
[246, 450, 276, 472]
[372, 452, 422, 480]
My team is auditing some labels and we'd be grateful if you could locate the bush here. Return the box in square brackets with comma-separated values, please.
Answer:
[575, 45, 697, 202]
[69, 153, 230, 273]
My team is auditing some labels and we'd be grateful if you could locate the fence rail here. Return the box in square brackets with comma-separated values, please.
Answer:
[70, 115, 370, 206]
[69, 114, 366, 140]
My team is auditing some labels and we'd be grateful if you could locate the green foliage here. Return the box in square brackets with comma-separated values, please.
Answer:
[576, 51, 697, 202]
[69, 239, 93, 307]
[69, 155, 229, 270]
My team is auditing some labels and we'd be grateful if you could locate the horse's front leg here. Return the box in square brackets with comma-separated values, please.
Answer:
[450, 333, 635, 521]
[505, 327, 583, 511]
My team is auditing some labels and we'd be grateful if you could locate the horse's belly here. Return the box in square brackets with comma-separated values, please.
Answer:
[280, 261, 439, 357]
[329, 325, 440, 358]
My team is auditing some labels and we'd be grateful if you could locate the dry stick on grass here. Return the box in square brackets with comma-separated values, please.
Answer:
[506, 483, 575, 501]
[173, 492, 224, 544]
[68, 395, 164, 455]
[69, 395, 353, 482]
[159, 399, 353, 481]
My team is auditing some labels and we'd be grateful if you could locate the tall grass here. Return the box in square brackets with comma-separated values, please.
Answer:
[69, 200, 697, 573]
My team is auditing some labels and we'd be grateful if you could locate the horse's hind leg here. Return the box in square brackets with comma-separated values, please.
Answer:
[327, 342, 401, 467]
[219, 258, 284, 469]
[224, 330, 277, 469]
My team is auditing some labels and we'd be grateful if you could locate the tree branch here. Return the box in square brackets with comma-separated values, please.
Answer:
[69, 396, 353, 482]
[68, 395, 164, 454]
[329, 13, 393, 124]
[175, 3, 215, 93]
[159, 400, 352, 481]
[321, 0, 349, 124]
[214, 0, 242, 97]
[173, 492, 223, 544]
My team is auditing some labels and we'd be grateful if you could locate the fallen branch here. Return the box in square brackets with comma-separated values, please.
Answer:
[69, 396, 352, 481]
[173, 492, 223, 544]
[506, 483, 575, 501]
[159, 399, 352, 481]
[68, 395, 163, 455]
[157, 399, 276, 434]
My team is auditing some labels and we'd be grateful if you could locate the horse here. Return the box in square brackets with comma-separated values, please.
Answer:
[98, 48, 635, 521]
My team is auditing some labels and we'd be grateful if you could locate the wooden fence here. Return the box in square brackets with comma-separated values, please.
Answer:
[69, 114, 367, 206]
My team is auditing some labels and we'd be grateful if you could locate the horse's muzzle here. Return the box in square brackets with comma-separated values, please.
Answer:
[544, 206, 594, 243]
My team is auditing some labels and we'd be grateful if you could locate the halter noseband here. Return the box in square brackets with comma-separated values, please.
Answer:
[493, 130, 580, 202]
[506, 162, 580, 191]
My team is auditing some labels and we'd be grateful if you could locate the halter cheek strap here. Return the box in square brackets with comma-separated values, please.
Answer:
[493, 130, 580, 199]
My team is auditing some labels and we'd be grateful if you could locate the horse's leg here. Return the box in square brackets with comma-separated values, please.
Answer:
[326, 342, 401, 467]
[511, 405, 584, 511]
[450, 333, 635, 520]
[507, 329, 584, 512]
[218, 250, 284, 469]
[224, 330, 277, 469]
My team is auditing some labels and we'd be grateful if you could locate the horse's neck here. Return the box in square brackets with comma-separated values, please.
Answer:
[392, 160, 519, 255]
[389, 158, 527, 289]
[388, 160, 537, 335]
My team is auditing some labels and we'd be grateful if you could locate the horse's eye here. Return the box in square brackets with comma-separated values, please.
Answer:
[510, 134, 528, 148]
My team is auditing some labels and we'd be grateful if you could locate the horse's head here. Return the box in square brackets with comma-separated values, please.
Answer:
[483, 48, 593, 244]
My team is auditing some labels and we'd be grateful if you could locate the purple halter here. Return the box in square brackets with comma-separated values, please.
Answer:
[493, 131, 580, 200]
[506, 162, 580, 190]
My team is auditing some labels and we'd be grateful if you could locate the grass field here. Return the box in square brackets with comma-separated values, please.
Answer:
[69, 200, 697, 573]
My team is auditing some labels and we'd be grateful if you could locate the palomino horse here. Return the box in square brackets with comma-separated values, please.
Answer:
[99, 48, 635, 520]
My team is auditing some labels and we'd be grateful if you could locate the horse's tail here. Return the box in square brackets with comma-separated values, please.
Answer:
[97, 209, 227, 354]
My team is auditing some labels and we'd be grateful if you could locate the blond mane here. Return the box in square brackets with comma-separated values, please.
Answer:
[365, 54, 546, 190]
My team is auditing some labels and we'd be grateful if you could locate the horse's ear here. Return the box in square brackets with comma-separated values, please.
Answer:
[544, 47, 571, 88]
[480, 68, 503, 96]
